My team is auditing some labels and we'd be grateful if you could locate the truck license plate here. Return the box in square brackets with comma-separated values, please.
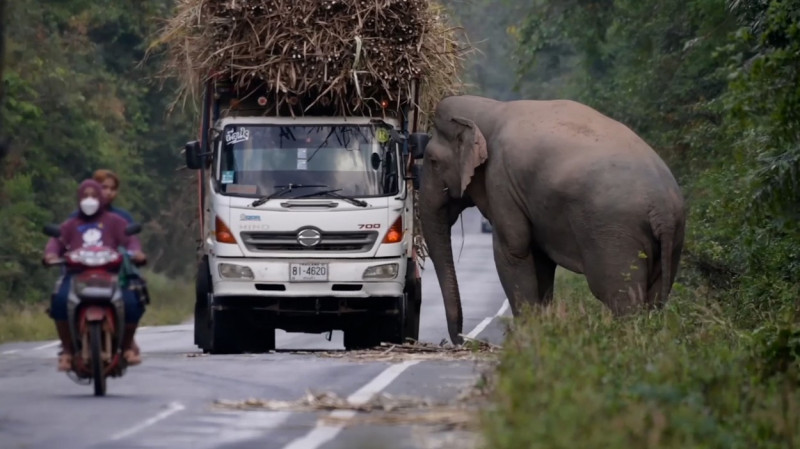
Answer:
[289, 263, 329, 282]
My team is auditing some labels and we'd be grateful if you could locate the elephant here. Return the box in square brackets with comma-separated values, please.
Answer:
[418, 95, 686, 345]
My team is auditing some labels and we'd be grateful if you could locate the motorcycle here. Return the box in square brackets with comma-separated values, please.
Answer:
[42, 222, 143, 396]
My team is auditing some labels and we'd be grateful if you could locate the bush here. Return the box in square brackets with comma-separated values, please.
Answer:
[482, 271, 800, 449]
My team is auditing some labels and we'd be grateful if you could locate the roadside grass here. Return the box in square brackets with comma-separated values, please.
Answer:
[482, 269, 800, 449]
[0, 270, 194, 344]
[138, 271, 194, 327]
[0, 302, 56, 343]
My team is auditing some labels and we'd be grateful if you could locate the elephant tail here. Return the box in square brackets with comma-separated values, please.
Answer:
[659, 227, 673, 305]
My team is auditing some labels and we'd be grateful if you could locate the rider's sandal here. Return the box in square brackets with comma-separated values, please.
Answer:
[57, 352, 72, 372]
[123, 350, 142, 366]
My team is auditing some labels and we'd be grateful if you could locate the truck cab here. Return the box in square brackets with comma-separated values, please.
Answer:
[185, 81, 429, 353]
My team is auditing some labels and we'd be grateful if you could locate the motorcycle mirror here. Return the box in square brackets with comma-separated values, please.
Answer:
[408, 133, 429, 159]
[125, 223, 142, 236]
[43, 224, 61, 238]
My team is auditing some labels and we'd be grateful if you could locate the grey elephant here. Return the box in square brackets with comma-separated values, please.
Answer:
[418, 95, 686, 345]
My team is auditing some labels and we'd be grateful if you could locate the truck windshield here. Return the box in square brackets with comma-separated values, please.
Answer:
[217, 125, 400, 198]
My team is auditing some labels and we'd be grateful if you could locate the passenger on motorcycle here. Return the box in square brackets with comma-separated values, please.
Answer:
[91, 169, 136, 223]
[44, 179, 147, 371]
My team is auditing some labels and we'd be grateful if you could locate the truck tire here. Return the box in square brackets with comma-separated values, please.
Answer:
[371, 260, 422, 347]
[242, 317, 276, 353]
[344, 324, 381, 350]
[208, 308, 240, 354]
[194, 256, 212, 351]
[377, 294, 415, 346]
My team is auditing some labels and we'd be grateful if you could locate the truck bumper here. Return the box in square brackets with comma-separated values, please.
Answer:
[210, 256, 406, 299]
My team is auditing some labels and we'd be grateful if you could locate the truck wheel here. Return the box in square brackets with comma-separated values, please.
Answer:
[344, 324, 381, 350]
[208, 308, 240, 354]
[242, 318, 276, 353]
[194, 256, 212, 351]
[378, 294, 415, 345]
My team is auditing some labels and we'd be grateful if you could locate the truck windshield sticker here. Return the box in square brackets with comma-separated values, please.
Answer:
[297, 148, 308, 170]
[375, 128, 390, 143]
[221, 170, 235, 184]
[226, 184, 257, 195]
[225, 128, 250, 145]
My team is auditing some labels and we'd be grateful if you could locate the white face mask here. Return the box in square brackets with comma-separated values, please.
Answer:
[80, 197, 100, 216]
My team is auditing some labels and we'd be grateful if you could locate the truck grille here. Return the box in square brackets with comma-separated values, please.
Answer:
[241, 231, 379, 252]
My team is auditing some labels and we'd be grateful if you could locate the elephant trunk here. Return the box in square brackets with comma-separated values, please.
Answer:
[421, 193, 464, 345]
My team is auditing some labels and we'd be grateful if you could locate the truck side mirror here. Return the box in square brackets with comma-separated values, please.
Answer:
[408, 133, 429, 159]
[185, 140, 202, 170]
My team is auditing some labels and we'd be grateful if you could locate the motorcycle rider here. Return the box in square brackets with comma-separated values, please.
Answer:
[70, 169, 145, 355]
[44, 179, 147, 371]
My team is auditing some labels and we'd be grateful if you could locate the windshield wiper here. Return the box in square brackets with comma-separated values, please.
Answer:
[251, 184, 329, 207]
[292, 189, 368, 207]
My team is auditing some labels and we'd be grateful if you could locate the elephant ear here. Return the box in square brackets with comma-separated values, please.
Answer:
[451, 116, 488, 196]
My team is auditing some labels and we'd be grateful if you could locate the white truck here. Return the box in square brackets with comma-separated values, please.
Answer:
[184, 79, 430, 353]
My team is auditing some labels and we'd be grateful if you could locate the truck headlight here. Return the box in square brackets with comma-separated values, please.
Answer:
[362, 263, 399, 280]
[218, 263, 254, 280]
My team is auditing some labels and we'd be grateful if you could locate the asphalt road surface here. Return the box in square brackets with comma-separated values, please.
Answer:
[0, 208, 509, 449]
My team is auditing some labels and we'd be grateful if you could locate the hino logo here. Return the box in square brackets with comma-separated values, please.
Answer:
[297, 228, 322, 247]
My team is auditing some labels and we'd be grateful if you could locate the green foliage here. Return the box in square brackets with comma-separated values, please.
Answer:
[514, 0, 735, 169]
[482, 272, 800, 449]
[0, 0, 198, 306]
[441, 0, 531, 100]
[473, 1, 800, 445]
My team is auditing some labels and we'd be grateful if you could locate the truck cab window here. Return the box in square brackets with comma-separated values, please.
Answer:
[218, 125, 400, 198]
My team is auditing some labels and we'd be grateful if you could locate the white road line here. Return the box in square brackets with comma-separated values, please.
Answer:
[109, 401, 185, 441]
[465, 298, 510, 340]
[497, 298, 510, 316]
[465, 317, 492, 340]
[33, 341, 60, 351]
[282, 299, 511, 449]
[1, 350, 19, 355]
[282, 361, 420, 449]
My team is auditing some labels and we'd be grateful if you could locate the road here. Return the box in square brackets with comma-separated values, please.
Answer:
[0, 208, 508, 449]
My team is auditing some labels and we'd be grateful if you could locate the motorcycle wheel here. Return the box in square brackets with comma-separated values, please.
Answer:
[89, 322, 106, 396]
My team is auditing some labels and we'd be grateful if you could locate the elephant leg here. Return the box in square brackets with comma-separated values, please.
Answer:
[644, 238, 682, 309]
[491, 224, 553, 316]
[532, 247, 557, 305]
[583, 246, 649, 316]
[492, 238, 533, 316]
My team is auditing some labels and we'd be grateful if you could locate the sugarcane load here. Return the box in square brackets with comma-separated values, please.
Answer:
[155, 0, 466, 353]
[159, 0, 464, 118]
